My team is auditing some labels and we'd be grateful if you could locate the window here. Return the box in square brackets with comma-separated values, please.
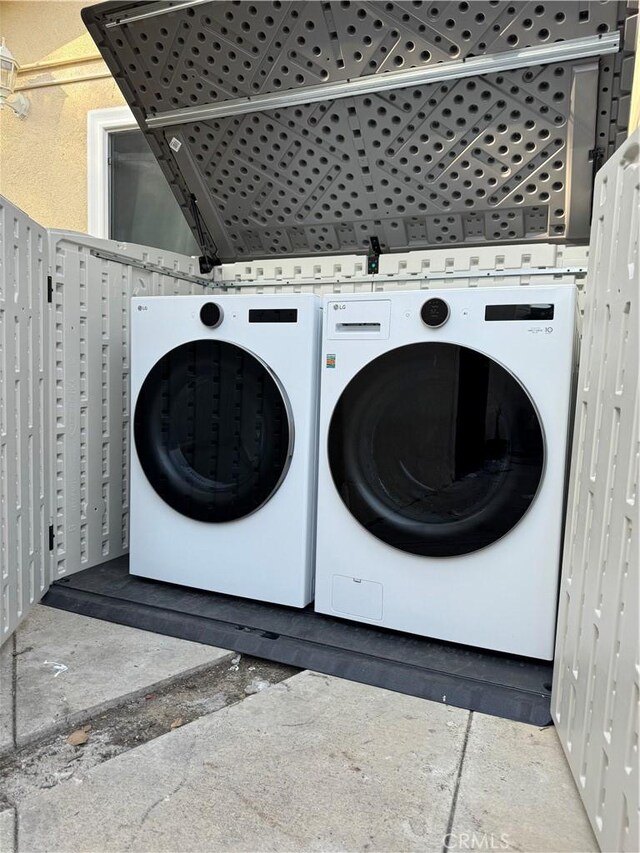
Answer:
[88, 107, 198, 256]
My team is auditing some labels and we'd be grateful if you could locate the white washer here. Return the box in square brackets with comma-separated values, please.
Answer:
[314, 285, 576, 659]
[130, 293, 321, 607]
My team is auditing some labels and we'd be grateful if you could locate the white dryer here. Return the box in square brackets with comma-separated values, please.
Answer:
[130, 293, 321, 607]
[314, 285, 576, 659]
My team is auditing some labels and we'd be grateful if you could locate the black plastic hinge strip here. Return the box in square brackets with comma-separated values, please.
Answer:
[46, 275, 53, 303]
[48, 524, 55, 552]
[588, 146, 605, 222]
[368, 236, 382, 275]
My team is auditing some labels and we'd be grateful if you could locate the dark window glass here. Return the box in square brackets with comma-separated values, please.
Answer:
[134, 340, 292, 522]
[328, 343, 544, 557]
[110, 130, 199, 256]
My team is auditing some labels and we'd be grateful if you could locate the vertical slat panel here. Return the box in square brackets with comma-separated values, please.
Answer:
[212, 243, 589, 312]
[106, 260, 124, 559]
[553, 130, 639, 852]
[51, 243, 81, 578]
[214, 244, 587, 281]
[0, 198, 49, 643]
[84, 248, 106, 568]
[48, 234, 209, 578]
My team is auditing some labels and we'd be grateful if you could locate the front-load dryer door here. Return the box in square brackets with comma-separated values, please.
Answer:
[328, 342, 544, 557]
[134, 340, 293, 522]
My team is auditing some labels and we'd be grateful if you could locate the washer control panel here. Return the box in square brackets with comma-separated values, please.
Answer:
[421, 298, 450, 328]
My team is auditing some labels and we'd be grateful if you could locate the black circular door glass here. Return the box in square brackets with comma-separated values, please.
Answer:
[328, 343, 544, 557]
[134, 340, 292, 522]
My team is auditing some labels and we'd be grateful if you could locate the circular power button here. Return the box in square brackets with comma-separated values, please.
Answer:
[200, 302, 223, 328]
[421, 298, 450, 328]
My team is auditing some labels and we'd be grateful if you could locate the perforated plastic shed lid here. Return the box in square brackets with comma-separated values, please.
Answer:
[82, 1, 636, 264]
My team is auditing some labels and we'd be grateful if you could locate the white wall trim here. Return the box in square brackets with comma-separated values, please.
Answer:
[87, 106, 136, 238]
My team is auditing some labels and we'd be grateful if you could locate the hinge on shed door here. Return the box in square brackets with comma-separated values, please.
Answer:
[588, 147, 605, 223]
[48, 525, 55, 552]
[367, 236, 382, 275]
[46, 275, 53, 303]
[198, 255, 217, 275]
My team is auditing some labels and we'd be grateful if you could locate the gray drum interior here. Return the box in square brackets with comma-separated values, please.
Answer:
[82, 1, 636, 263]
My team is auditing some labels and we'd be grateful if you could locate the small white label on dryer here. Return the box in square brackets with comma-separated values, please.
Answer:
[169, 137, 182, 153]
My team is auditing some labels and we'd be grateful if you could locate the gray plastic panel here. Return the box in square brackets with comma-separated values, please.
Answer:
[553, 130, 639, 853]
[85, 1, 623, 109]
[83, 1, 636, 260]
[48, 232, 210, 579]
[164, 61, 590, 259]
[0, 198, 50, 644]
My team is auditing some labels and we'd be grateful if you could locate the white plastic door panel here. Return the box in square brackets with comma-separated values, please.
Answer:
[47, 232, 210, 579]
[553, 131, 639, 853]
[0, 197, 50, 645]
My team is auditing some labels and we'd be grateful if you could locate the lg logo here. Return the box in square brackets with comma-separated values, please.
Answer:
[333, 303, 346, 311]
[137, 305, 149, 312]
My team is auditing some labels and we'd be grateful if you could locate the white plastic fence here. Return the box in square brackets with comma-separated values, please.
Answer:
[48, 232, 211, 579]
[0, 200, 49, 641]
[214, 242, 588, 296]
[552, 130, 639, 852]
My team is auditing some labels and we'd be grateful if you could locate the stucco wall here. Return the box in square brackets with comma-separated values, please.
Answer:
[0, 1, 126, 231]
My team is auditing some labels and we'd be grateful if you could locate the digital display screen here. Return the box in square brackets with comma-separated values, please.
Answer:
[485, 304, 554, 321]
[248, 309, 298, 323]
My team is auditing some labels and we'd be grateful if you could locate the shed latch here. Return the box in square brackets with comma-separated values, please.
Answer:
[48, 524, 55, 552]
[368, 236, 382, 275]
[47, 275, 53, 304]
[588, 147, 605, 222]
[588, 147, 604, 167]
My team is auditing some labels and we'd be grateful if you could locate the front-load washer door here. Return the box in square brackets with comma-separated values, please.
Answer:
[328, 342, 544, 557]
[134, 340, 293, 522]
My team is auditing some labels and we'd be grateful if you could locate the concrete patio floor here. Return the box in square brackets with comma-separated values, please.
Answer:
[0, 605, 597, 853]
